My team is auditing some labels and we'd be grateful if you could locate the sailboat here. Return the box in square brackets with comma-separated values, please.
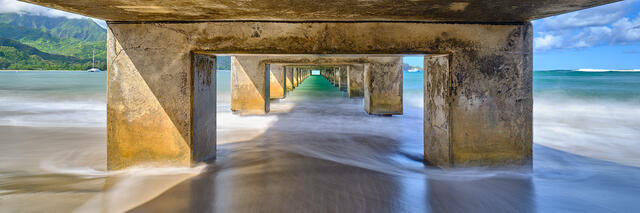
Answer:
[87, 49, 102, 72]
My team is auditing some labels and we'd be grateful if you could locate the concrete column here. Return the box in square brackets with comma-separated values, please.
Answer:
[333, 68, 340, 87]
[347, 64, 364, 97]
[423, 46, 532, 167]
[231, 56, 269, 115]
[106, 25, 216, 169]
[364, 57, 403, 115]
[339, 66, 348, 91]
[293, 68, 299, 87]
[269, 64, 285, 99]
[286, 67, 294, 91]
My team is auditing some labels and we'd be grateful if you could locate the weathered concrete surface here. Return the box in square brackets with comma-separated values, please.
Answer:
[334, 69, 340, 87]
[231, 56, 269, 115]
[285, 67, 294, 91]
[424, 54, 451, 167]
[422, 22, 533, 167]
[339, 66, 348, 91]
[269, 64, 285, 99]
[106, 21, 532, 167]
[192, 54, 217, 162]
[106, 26, 216, 170]
[347, 64, 364, 97]
[23, 0, 619, 22]
[364, 57, 403, 115]
[293, 68, 299, 87]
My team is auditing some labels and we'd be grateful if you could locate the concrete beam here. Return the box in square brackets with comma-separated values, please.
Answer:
[23, 0, 619, 23]
[231, 56, 269, 115]
[364, 57, 403, 115]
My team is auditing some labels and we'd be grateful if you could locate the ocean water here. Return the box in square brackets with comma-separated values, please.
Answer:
[1, 70, 639, 212]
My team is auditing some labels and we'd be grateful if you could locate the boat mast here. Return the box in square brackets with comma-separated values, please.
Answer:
[92, 49, 95, 68]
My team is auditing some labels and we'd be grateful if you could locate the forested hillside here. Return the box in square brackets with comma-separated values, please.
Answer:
[0, 13, 106, 70]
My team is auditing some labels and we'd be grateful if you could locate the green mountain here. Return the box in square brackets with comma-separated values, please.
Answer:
[0, 37, 91, 70]
[0, 13, 106, 41]
[0, 13, 106, 70]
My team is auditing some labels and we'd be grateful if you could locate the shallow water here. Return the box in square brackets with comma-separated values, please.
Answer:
[1, 70, 639, 212]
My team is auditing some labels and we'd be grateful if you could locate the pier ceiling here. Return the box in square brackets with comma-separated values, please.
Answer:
[21, 0, 619, 22]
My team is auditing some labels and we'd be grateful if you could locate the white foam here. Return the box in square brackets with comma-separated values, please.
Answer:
[575, 68, 640, 72]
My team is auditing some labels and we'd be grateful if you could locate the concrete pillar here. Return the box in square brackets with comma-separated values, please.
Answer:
[333, 68, 340, 87]
[424, 48, 532, 167]
[286, 67, 294, 91]
[363, 57, 403, 115]
[231, 56, 269, 115]
[293, 68, 299, 87]
[339, 66, 348, 91]
[269, 64, 286, 99]
[106, 25, 216, 169]
[347, 64, 364, 97]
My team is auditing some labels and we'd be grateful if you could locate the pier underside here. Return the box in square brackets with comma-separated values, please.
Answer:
[106, 21, 532, 169]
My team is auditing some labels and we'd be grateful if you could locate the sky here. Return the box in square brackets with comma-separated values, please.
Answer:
[2, 0, 639, 70]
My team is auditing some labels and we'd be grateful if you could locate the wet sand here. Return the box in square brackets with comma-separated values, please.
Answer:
[0, 126, 106, 213]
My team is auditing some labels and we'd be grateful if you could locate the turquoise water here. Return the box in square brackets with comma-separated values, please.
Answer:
[534, 70, 640, 102]
[0, 71, 106, 127]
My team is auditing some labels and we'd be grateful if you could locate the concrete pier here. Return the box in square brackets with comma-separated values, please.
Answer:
[101, 20, 535, 168]
[269, 64, 286, 99]
[285, 67, 294, 91]
[347, 64, 364, 97]
[106, 27, 217, 169]
[231, 56, 269, 115]
[339, 66, 348, 91]
[364, 57, 403, 115]
[293, 68, 299, 87]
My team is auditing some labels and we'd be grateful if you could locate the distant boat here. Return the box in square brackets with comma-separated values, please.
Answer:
[87, 49, 102, 72]
[407, 67, 421, 72]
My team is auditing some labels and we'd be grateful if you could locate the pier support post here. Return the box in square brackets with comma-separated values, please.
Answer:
[269, 64, 286, 99]
[293, 68, 299, 87]
[364, 57, 403, 115]
[286, 67, 294, 91]
[339, 66, 348, 91]
[106, 25, 216, 169]
[347, 64, 364, 97]
[423, 30, 532, 167]
[231, 56, 269, 115]
[334, 68, 340, 87]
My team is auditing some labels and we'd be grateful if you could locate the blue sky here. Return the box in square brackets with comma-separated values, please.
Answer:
[2, 0, 639, 70]
[407, 0, 640, 70]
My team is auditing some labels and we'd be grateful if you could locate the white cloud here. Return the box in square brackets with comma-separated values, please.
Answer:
[0, 0, 106, 28]
[0, 0, 84, 19]
[534, 34, 564, 51]
[612, 14, 640, 43]
[536, 1, 636, 31]
[534, 0, 640, 52]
